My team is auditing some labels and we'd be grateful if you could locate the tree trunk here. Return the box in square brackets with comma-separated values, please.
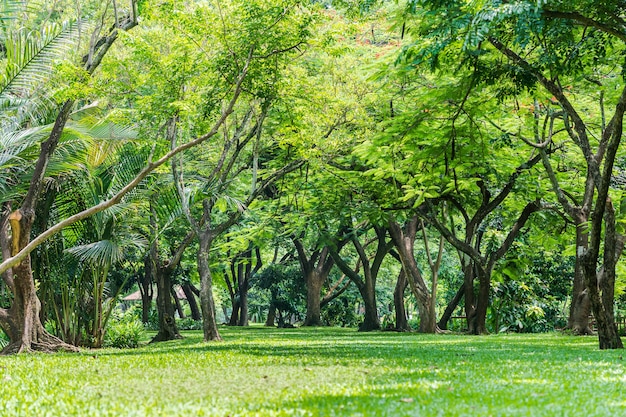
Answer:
[237, 261, 249, 326]
[238, 288, 249, 326]
[388, 219, 437, 333]
[463, 261, 479, 334]
[303, 270, 324, 326]
[229, 299, 240, 325]
[582, 202, 623, 349]
[358, 279, 380, 331]
[1, 211, 77, 354]
[140, 256, 153, 324]
[151, 267, 181, 342]
[198, 232, 222, 341]
[471, 268, 490, 335]
[181, 282, 202, 321]
[568, 225, 593, 334]
[438, 283, 464, 330]
[393, 269, 410, 331]
[265, 301, 277, 327]
[294, 240, 334, 327]
[172, 287, 185, 319]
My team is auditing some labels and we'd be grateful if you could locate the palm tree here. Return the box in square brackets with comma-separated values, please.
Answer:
[0, 0, 138, 354]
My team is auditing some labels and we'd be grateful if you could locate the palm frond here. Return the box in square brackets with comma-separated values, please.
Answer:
[66, 239, 122, 268]
[1, 19, 82, 99]
[66, 232, 148, 269]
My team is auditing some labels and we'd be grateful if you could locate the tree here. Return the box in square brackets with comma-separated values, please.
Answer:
[0, 0, 138, 354]
[401, 0, 626, 348]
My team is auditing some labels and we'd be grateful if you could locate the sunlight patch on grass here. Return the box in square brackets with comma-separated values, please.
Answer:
[0, 328, 625, 416]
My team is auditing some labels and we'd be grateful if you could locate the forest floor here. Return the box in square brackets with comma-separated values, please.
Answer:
[0, 326, 624, 416]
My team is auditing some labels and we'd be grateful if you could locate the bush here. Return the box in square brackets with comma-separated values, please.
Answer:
[104, 310, 145, 349]
[177, 317, 202, 330]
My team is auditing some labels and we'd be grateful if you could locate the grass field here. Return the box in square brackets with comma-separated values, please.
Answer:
[0, 327, 624, 416]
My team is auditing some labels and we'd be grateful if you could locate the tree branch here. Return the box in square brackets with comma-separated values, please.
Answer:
[542, 10, 626, 43]
[488, 36, 602, 189]
[0, 53, 252, 276]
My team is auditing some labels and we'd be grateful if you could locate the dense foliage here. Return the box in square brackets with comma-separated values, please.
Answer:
[0, 0, 625, 355]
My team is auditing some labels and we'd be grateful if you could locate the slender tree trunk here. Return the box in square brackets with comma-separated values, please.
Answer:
[393, 269, 410, 331]
[181, 283, 202, 321]
[172, 287, 185, 319]
[568, 224, 593, 334]
[139, 256, 153, 324]
[438, 283, 464, 330]
[238, 287, 249, 326]
[237, 261, 249, 326]
[198, 232, 222, 341]
[463, 262, 479, 334]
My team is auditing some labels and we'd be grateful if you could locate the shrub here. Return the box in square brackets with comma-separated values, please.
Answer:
[104, 310, 145, 349]
[177, 317, 202, 330]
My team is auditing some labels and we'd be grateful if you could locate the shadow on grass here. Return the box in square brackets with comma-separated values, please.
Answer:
[86, 326, 610, 369]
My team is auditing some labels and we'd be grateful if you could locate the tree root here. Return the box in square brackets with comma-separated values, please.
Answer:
[567, 325, 596, 336]
[1, 333, 79, 355]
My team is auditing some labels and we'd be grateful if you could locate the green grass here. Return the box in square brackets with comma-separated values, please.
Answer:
[0, 327, 625, 416]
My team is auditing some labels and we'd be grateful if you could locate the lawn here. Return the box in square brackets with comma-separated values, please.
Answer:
[0, 327, 624, 416]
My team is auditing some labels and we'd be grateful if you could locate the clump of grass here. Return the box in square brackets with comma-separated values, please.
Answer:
[0, 327, 623, 416]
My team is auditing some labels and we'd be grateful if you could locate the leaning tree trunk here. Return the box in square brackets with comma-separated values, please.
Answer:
[181, 283, 202, 321]
[438, 283, 464, 330]
[198, 232, 222, 341]
[393, 269, 410, 331]
[172, 287, 185, 319]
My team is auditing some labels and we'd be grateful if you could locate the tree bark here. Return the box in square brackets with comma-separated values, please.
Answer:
[237, 261, 249, 326]
[172, 287, 185, 319]
[388, 218, 437, 333]
[150, 266, 181, 342]
[197, 231, 222, 341]
[393, 269, 410, 331]
[139, 256, 154, 324]
[304, 271, 324, 326]
[293, 239, 334, 327]
[438, 283, 464, 330]
[181, 282, 202, 321]
[566, 214, 593, 334]
[265, 301, 277, 327]
[1, 210, 77, 354]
